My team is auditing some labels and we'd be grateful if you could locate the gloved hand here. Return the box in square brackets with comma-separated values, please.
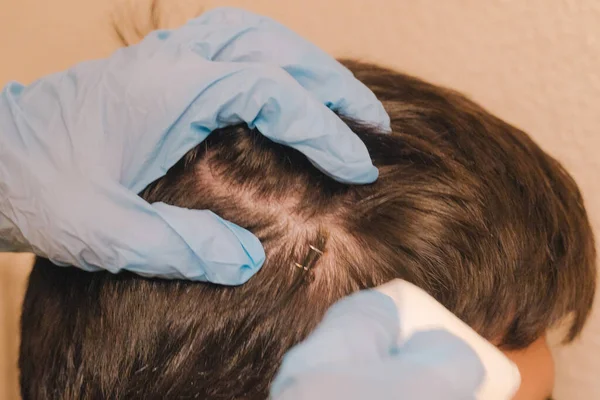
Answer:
[0, 8, 389, 284]
[271, 280, 521, 400]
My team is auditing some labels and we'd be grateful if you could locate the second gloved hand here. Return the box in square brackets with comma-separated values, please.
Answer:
[271, 280, 521, 400]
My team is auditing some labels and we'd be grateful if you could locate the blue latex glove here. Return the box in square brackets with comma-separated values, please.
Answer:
[0, 8, 389, 284]
[272, 280, 521, 400]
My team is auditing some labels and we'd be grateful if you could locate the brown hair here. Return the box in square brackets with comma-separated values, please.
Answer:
[20, 60, 596, 400]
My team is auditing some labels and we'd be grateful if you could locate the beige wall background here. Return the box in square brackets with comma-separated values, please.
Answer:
[1, 0, 599, 399]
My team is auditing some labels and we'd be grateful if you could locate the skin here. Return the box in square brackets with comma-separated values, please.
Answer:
[502, 336, 555, 400]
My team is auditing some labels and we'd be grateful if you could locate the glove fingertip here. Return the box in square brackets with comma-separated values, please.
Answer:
[324, 163, 379, 185]
[152, 203, 265, 285]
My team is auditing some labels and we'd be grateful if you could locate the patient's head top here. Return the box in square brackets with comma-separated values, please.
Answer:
[20, 61, 596, 400]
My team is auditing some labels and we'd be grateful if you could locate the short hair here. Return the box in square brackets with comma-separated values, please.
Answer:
[19, 61, 596, 400]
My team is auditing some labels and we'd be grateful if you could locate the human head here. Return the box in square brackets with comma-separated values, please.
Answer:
[19, 61, 596, 400]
